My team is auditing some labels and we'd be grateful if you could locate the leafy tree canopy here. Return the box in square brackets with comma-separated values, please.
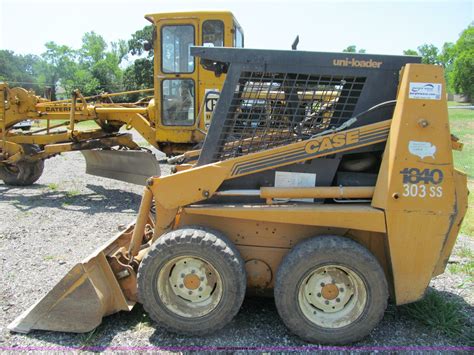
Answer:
[342, 45, 366, 54]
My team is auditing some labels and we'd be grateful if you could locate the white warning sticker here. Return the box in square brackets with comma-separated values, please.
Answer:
[274, 171, 316, 202]
[408, 141, 437, 159]
[408, 82, 442, 100]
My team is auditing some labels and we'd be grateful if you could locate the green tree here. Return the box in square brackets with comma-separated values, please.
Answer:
[452, 24, 474, 100]
[123, 25, 155, 100]
[403, 49, 418, 56]
[417, 44, 441, 65]
[79, 32, 127, 94]
[439, 42, 456, 91]
[342, 45, 366, 54]
[0, 50, 43, 92]
[40, 42, 79, 99]
[128, 25, 154, 57]
[403, 44, 456, 92]
[80, 32, 107, 64]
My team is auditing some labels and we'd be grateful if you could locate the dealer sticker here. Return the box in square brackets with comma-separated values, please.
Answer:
[409, 82, 442, 100]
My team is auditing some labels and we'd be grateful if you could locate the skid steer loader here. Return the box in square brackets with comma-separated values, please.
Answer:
[8, 47, 468, 344]
[0, 11, 243, 186]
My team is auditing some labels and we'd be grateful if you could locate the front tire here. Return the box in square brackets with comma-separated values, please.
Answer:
[275, 235, 388, 344]
[137, 227, 246, 335]
[0, 144, 44, 186]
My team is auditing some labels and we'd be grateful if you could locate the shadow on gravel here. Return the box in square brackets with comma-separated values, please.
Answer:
[14, 288, 472, 349]
[0, 184, 141, 214]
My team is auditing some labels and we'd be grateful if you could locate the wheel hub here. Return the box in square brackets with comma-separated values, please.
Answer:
[157, 256, 223, 317]
[168, 258, 216, 303]
[298, 264, 367, 328]
[183, 274, 201, 290]
[321, 283, 339, 300]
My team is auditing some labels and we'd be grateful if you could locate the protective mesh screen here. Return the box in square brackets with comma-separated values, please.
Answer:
[211, 71, 366, 162]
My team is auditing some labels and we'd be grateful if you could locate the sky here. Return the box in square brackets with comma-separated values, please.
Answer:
[0, 0, 472, 56]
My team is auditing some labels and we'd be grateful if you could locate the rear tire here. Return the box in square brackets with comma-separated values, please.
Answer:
[0, 144, 44, 186]
[137, 227, 246, 335]
[275, 235, 388, 344]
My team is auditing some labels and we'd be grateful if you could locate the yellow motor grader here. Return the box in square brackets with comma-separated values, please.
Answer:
[0, 11, 244, 186]
[8, 47, 468, 344]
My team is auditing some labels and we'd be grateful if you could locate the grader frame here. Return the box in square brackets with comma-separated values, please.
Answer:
[0, 11, 243, 185]
[8, 47, 468, 344]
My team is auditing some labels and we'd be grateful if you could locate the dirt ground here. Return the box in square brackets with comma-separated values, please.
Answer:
[0, 152, 472, 351]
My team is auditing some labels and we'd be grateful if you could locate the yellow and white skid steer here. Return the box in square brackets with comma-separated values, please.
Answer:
[8, 47, 468, 344]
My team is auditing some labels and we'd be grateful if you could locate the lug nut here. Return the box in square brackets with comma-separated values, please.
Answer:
[340, 288, 344, 292]
[325, 300, 329, 305]
[199, 287, 203, 291]
[179, 284, 184, 288]
[180, 273, 185, 278]
[320, 282, 325, 287]
[200, 277, 205, 281]
[336, 298, 341, 303]
[317, 293, 321, 297]
[191, 269, 195, 274]
[188, 291, 192, 295]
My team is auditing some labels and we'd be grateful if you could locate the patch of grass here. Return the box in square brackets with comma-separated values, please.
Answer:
[449, 103, 474, 237]
[75, 121, 100, 130]
[447, 101, 471, 107]
[78, 327, 100, 348]
[401, 291, 467, 340]
[449, 105, 473, 178]
[131, 312, 153, 333]
[37, 120, 100, 130]
[65, 189, 80, 198]
[47, 183, 59, 191]
[448, 260, 474, 277]
[458, 246, 474, 259]
[460, 181, 474, 238]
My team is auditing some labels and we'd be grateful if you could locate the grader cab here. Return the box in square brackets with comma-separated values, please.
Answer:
[8, 47, 468, 344]
[0, 11, 243, 186]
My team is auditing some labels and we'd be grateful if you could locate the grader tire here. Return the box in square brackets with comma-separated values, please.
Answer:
[275, 235, 388, 344]
[137, 227, 246, 335]
[0, 145, 44, 186]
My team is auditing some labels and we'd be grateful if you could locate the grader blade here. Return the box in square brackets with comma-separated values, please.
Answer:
[8, 223, 137, 334]
[82, 149, 161, 185]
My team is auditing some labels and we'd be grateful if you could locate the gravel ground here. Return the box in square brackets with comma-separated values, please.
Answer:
[0, 152, 472, 350]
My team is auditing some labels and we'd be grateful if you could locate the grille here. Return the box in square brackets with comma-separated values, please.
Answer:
[210, 71, 366, 162]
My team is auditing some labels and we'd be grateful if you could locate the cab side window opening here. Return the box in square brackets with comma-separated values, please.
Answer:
[162, 25, 194, 73]
[202, 20, 224, 47]
[162, 79, 195, 126]
[234, 26, 244, 48]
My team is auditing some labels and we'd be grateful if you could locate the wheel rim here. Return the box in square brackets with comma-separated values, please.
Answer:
[157, 256, 223, 318]
[298, 264, 367, 329]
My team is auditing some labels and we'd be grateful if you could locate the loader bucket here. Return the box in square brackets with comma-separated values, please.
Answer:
[82, 149, 161, 185]
[8, 223, 137, 334]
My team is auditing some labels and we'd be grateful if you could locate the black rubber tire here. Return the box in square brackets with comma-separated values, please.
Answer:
[137, 227, 246, 335]
[275, 235, 388, 344]
[0, 144, 44, 186]
[96, 120, 122, 133]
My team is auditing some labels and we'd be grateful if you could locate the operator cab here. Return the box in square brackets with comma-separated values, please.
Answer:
[145, 11, 244, 153]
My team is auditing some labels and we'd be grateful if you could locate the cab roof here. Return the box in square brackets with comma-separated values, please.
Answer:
[145, 11, 237, 24]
